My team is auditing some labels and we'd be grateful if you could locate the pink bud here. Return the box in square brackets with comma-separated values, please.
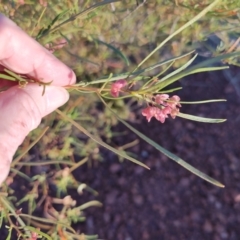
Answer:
[110, 80, 128, 97]
[155, 108, 167, 123]
[170, 108, 180, 119]
[167, 95, 181, 108]
[155, 94, 169, 105]
[142, 106, 156, 122]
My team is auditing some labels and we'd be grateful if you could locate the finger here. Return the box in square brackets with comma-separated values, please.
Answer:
[0, 14, 76, 86]
[0, 84, 69, 184]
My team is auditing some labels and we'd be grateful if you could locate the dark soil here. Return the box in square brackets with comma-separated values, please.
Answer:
[75, 65, 240, 240]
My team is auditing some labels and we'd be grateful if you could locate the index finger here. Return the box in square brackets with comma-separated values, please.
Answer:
[0, 14, 76, 86]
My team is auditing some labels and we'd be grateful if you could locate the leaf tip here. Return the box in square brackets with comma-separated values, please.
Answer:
[220, 119, 227, 123]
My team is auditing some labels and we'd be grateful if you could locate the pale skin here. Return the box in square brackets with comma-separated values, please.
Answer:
[0, 14, 76, 185]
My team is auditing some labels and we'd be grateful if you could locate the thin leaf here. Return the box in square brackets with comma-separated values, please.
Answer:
[55, 109, 150, 170]
[136, 50, 196, 75]
[19, 214, 76, 233]
[95, 39, 129, 66]
[100, 96, 224, 188]
[30, 6, 47, 37]
[187, 50, 240, 72]
[0, 197, 28, 234]
[180, 99, 226, 104]
[0, 210, 3, 228]
[69, 157, 88, 173]
[36, 0, 121, 39]
[75, 74, 145, 87]
[3, 69, 27, 82]
[6, 228, 12, 240]
[9, 168, 32, 182]
[14, 160, 76, 166]
[184, 66, 229, 75]
[157, 54, 198, 83]
[36, 9, 69, 39]
[24, 226, 52, 240]
[11, 127, 49, 167]
[142, 65, 229, 93]
[177, 112, 226, 123]
[77, 200, 102, 211]
[0, 74, 16, 81]
[141, 60, 176, 89]
[74, 51, 195, 87]
[102, 94, 132, 100]
[133, 0, 222, 70]
[159, 87, 183, 93]
[51, 9, 70, 26]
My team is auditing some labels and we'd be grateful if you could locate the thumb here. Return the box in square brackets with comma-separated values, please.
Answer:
[0, 84, 69, 184]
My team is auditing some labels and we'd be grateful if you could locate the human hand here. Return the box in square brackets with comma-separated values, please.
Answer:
[0, 14, 76, 185]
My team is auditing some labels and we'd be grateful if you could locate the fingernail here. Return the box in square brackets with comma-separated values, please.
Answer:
[68, 69, 76, 85]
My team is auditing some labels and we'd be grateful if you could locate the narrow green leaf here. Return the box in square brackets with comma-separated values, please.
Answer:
[102, 94, 131, 100]
[95, 39, 129, 66]
[180, 99, 226, 104]
[187, 51, 240, 73]
[51, 9, 69, 26]
[158, 87, 183, 93]
[59, 30, 71, 44]
[143, 65, 229, 93]
[0, 74, 16, 81]
[0, 210, 3, 228]
[10, 168, 32, 182]
[37, 0, 121, 39]
[100, 96, 224, 188]
[36, 9, 69, 39]
[14, 160, 76, 166]
[0, 197, 29, 235]
[185, 66, 229, 75]
[24, 227, 52, 240]
[73, 74, 140, 86]
[137, 50, 196, 75]
[6, 228, 12, 240]
[19, 213, 75, 232]
[158, 54, 198, 83]
[55, 109, 150, 170]
[77, 200, 102, 211]
[177, 112, 226, 123]
[3, 69, 27, 82]
[133, 0, 222, 70]
[73, 51, 195, 87]
[12, 127, 49, 167]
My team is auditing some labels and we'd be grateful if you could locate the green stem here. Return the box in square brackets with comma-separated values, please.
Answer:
[0, 196, 31, 238]
[132, 0, 222, 72]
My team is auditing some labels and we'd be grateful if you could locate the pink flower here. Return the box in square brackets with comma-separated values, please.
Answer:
[170, 108, 180, 119]
[110, 80, 128, 97]
[142, 106, 157, 122]
[167, 95, 181, 108]
[155, 108, 167, 123]
[142, 106, 168, 123]
[142, 94, 181, 123]
[162, 106, 172, 115]
[155, 94, 169, 105]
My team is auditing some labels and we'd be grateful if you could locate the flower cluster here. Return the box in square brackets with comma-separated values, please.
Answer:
[110, 80, 181, 124]
[142, 94, 181, 123]
[110, 79, 128, 97]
